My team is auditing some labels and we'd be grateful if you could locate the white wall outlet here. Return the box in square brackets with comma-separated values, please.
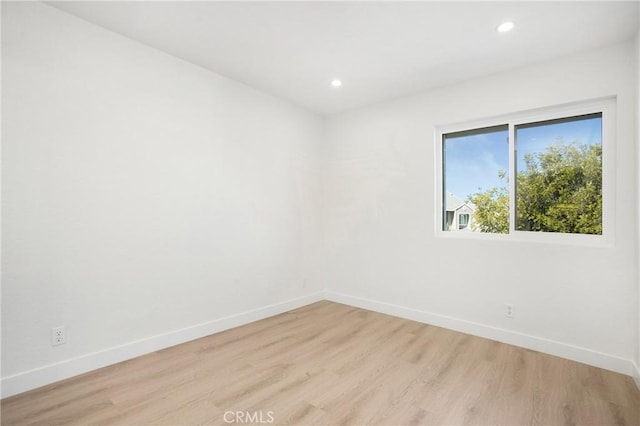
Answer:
[51, 326, 66, 346]
[505, 304, 514, 318]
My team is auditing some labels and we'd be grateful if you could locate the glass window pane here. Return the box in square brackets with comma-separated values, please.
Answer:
[443, 125, 509, 233]
[459, 213, 469, 229]
[515, 113, 602, 234]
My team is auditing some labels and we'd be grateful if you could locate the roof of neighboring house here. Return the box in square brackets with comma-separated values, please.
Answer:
[445, 192, 464, 211]
[445, 192, 476, 212]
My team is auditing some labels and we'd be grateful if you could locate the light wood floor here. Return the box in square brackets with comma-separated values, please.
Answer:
[2, 301, 639, 425]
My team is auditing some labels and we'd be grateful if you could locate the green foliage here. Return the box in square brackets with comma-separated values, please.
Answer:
[469, 186, 509, 234]
[469, 141, 602, 235]
[516, 142, 602, 234]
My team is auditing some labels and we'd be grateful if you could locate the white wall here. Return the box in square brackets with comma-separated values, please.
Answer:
[323, 41, 638, 375]
[635, 25, 640, 386]
[1, 2, 324, 396]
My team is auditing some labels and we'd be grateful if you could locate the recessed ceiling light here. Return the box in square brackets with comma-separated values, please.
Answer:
[331, 79, 342, 87]
[497, 21, 515, 33]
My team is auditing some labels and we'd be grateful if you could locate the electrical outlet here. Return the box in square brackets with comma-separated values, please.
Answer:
[51, 326, 66, 346]
[505, 304, 514, 318]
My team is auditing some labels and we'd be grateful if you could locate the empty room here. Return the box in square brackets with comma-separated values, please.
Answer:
[2, 1, 640, 425]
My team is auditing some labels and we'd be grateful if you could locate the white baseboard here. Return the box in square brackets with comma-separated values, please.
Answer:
[325, 290, 636, 377]
[3, 290, 636, 398]
[1, 291, 324, 398]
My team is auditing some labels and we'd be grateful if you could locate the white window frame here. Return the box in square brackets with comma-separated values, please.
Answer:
[434, 97, 615, 246]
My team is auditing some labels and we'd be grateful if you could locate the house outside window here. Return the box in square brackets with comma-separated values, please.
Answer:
[444, 192, 475, 231]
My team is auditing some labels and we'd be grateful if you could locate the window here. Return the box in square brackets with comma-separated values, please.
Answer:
[442, 125, 508, 233]
[458, 213, 469, 229]
[435, 98, 614, 244]
[515, 113, 602, 234]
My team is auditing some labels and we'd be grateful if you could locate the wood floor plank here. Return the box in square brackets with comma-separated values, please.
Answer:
[2, 301, 639, 425]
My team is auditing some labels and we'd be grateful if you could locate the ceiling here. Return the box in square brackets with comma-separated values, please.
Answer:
[48, 1, 639, 115]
